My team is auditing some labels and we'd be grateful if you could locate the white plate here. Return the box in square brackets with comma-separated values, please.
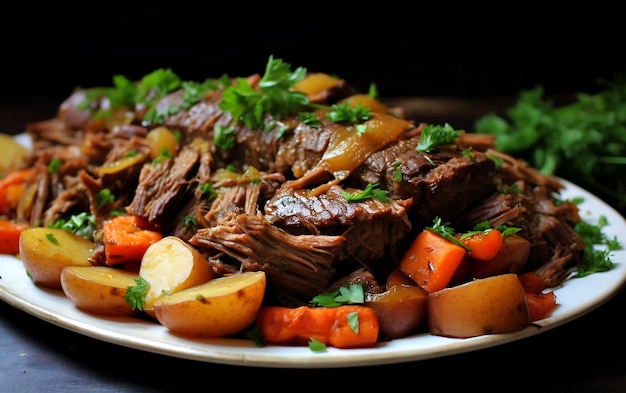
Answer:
[1, 176, 625, 368]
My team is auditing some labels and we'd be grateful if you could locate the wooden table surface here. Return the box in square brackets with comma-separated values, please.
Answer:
[2, 95, 626, 392]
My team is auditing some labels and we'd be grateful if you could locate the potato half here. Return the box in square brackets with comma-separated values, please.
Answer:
[427, 273, 530, 338]
[139, 236, 215, 316]
[153, 271, 266, 338]
[19, 227, 96, 289]
[61, 265, 140, 317]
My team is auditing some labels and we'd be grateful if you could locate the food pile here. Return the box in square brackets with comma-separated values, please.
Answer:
[0, 56, 617, 350]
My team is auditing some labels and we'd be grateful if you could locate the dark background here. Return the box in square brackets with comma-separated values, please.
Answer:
[2, 2, 624, 104]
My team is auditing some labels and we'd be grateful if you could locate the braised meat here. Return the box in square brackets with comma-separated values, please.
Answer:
[15, 63, 585, 305]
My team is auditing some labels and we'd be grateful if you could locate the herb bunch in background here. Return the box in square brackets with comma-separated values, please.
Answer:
[474, 75, 626, 212]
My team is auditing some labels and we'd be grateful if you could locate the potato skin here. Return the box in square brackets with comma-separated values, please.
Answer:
[19, 227, 95, 289]
[153, 271, 266, 338]
[427, 273, 530, 338]
[366, 284, 428, 340]
[61, 266, 140, 317]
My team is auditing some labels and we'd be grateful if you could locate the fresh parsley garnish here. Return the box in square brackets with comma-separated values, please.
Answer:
[310, 283, 365, 307]
[342, 183, 388, 203]
[325, 102, 372, 124]
[219, 55, 309, 130]
[416, 123, 463, 153]
[214, 124, 236, 151]
[574, 215, 623, 277]
[125, 277, 149, 311]
[48, 212, 96, 240]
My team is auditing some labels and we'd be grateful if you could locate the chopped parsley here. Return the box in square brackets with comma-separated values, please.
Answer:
[325, 102, 372, 124]
[342, 183, 388, 203]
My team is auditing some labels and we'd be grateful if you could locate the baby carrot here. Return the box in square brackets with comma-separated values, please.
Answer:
[399, 229, 467, 293]
[102, 215, 163, 265]
[256, 305, 379, 349]
[0, 219, 29, 255]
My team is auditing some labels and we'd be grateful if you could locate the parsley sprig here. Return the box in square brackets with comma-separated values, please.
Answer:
[219, 56, 309, 130]
[573, 214, 623, 277]
[416, 123, 463, 153]
[310, 283, 365, 307]
[475, 77, 626, 205]
[342, 183, 388, 203]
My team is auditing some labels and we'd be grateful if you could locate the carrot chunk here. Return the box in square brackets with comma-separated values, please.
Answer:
[102, 215, 163, 265]
[399, 229, 467, 293]
[459, 229, 504, 261]
[256, 305, 379, 349]
[0, 219, 29, 255]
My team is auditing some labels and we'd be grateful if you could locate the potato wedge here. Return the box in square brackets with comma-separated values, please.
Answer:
[61, 266, 140, 317]
[139, 236, 215, 316]
[427, 273, 530, 338]
[19, 227, 96, 289]
[153, 271, 266, 338]
[366, 283, 428, 340]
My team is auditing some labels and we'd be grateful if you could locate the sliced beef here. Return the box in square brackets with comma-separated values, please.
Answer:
[353, 136, 497, 228]
[264, 184, 413, 271]
[126, 139, 205, 229]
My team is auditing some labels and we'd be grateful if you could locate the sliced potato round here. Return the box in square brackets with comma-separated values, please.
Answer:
[427, 273, 530, 338]
[139, 236, 215, 316]
[61, 265, 140, 317]
[19, 227, 96, 289]
[153, 271, 266, 338]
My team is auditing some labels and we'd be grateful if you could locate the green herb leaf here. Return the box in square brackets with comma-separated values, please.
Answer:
[574, 215, 623, 277]
[125, 277, 149, 311]
[342, 183, 388, 203]
[475, 77, 626, 205]
[325, 102, 372, 124]
[219, 55, 309, 130]
[214, 124, 236, 151]
[416, 123, 463, 153]
[45, 233, 59, 244]
[96, 188, 115, 210]
[48, 212, 96, 240]
[308, 337, 327, 352]
[425, 216, 467, 250]
[346, 311, 359, 334]
[310, 283, 364, 307]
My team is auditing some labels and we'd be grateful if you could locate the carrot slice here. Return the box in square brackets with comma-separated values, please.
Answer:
[0, 219, 29, 255]
[459, 229, 504, 261]
[102, 215, 163, 265]
[256, 305, 379, 349]
[399, 229, 467, 293]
